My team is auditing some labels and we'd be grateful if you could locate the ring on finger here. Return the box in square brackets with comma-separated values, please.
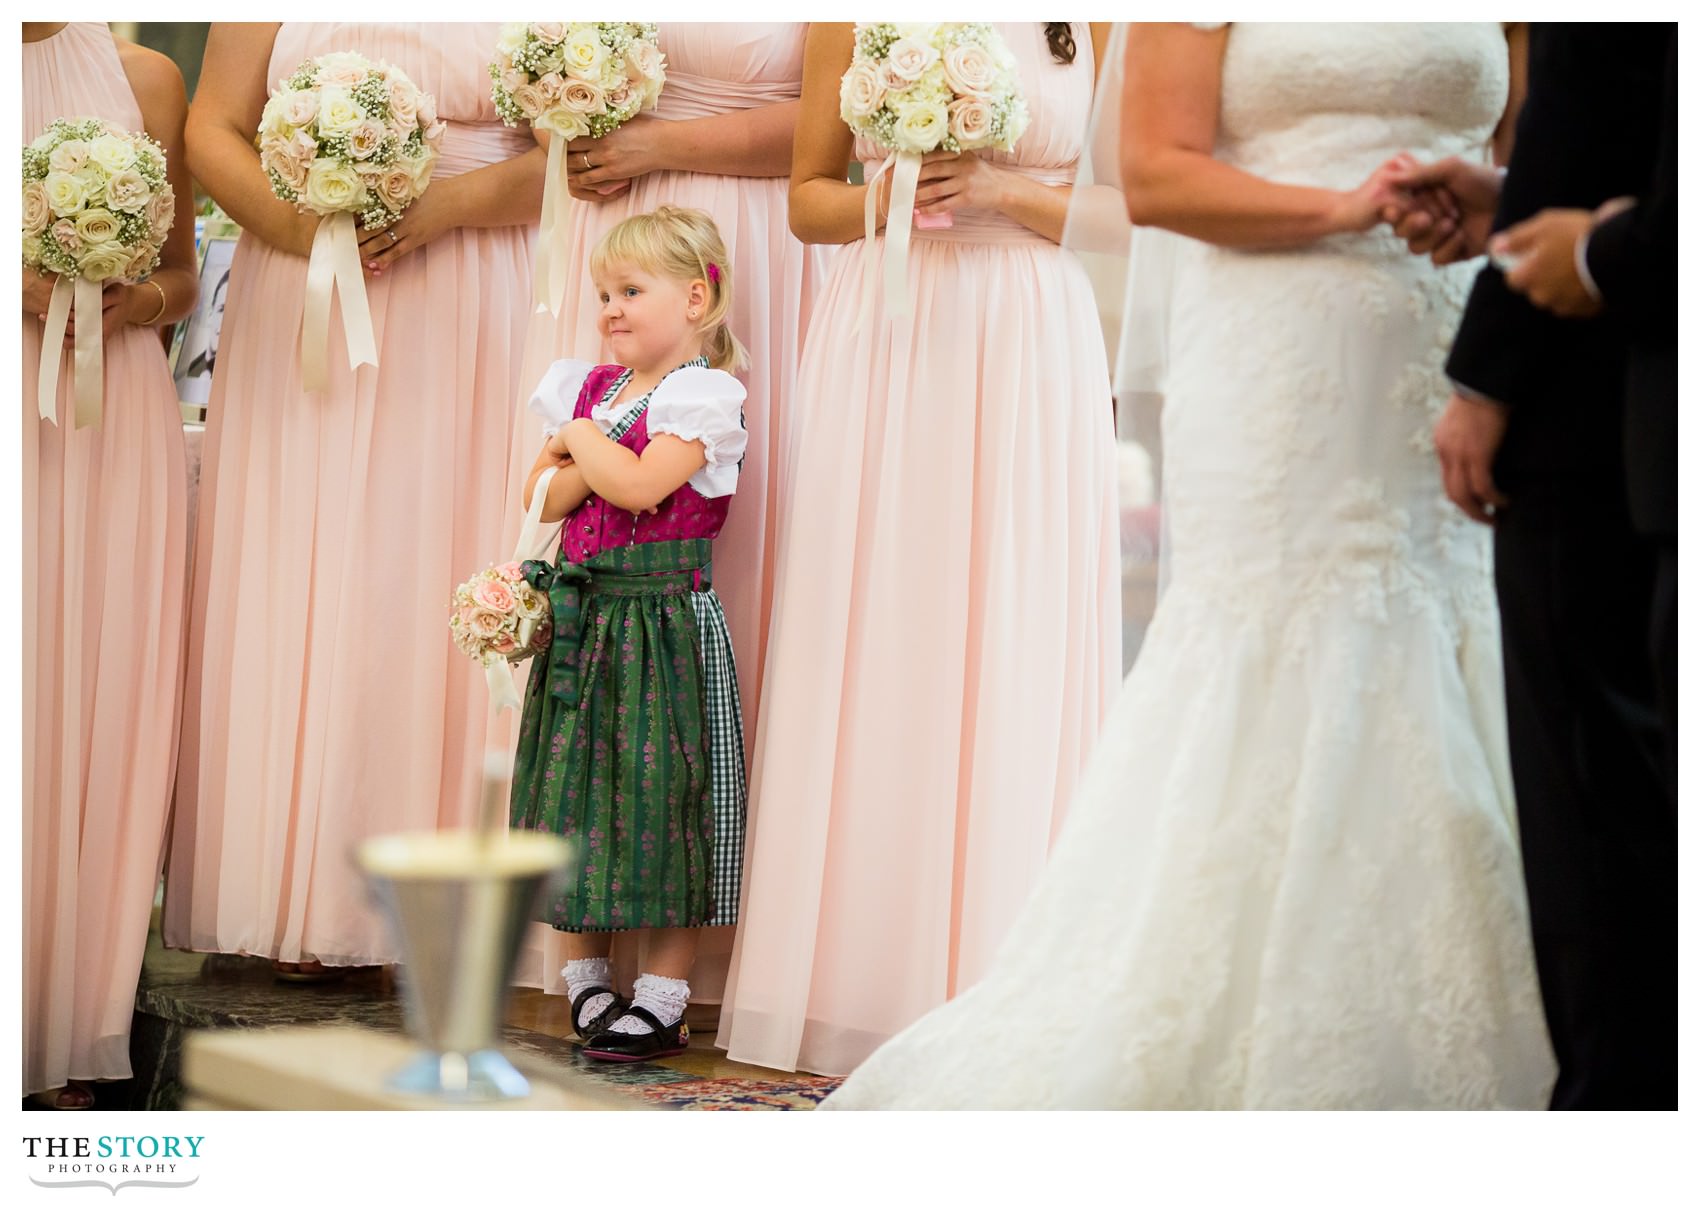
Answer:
[387, 230, 399, 245]
[581, 152, 592, 170]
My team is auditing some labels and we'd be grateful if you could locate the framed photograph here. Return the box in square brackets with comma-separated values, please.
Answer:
[171, 231, 238, 415]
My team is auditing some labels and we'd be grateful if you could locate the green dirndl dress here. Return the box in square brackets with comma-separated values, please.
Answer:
[508, 365, 746, 933]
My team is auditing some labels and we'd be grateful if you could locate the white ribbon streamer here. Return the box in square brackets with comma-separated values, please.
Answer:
[486, 465, 562, 713]
[533, 137, 573, 317]
[36, 275, 107, 428]
[856, 150, 925, 333]
[300, 211, 379, 393]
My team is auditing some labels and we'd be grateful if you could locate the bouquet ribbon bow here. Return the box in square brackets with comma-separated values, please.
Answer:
[37, 274, 105, 428]
[301, 211, 379, 393]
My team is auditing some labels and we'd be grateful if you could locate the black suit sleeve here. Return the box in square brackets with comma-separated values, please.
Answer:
[1444, 24, 1668, 411]
[1583, 37, 1675, 339]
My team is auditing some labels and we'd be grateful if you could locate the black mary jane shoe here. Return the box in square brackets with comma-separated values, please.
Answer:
[580, 1004, 689, 1063]
[570, 986, 630, 1042]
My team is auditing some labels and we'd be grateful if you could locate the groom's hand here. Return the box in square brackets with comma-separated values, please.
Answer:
[1385, 157, 1503, 265]
[1433, 392, 1510, 525]
[1490, 204, 1627, 319]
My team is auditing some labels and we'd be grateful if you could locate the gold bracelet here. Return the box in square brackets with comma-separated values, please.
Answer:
[138, 278, 167, 326]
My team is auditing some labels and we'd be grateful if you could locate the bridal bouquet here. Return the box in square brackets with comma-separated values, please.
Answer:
[839, 23, 1029, 323]
[489, 22, 666, 315]
[451, 562, 552, 665]
[452, 465, 563, 711]
[257, 51, 445, 390]
[23, 116, 176, 428]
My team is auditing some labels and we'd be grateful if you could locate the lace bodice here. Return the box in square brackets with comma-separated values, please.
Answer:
[1216, 23, 1508, 190]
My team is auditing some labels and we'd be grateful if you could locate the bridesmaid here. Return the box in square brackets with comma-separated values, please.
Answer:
[163, 23, 543, 975]
[22, 21, 197, 1108]
[503, 23, 827, 1004]
[717, 23, 1121, 1076]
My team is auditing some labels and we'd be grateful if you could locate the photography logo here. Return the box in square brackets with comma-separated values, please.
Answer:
[22, 1136, 203, 1195]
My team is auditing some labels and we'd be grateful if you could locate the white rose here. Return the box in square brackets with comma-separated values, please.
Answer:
[403, 150, 435, 193]
[529, 22, 567, 45]
[73, 207, 123, 244]
[22, 233, 43, 265]
[302, 157, 366, 213]
[42, 170, 88, 217]
[104, 169, 150, 213]
[942, 43, 996, 96]
[891, 98, 948, 153]
[625, 39, 663, 85]
[281, 87, 320, 128]
[883, 36, 940, 84]
[88, 133, 139, 173]
[538, 109, 590, 140]
[559, 78, 604, 115]
[315, 51, 371, 88]
[48, 138, 91, 173]
[562, 29, 609, 78]
[346, 118, 387, 160]
[839, 61, 886, 120]
[495, 24, 527, 57]
[29, 129, 57, 152]
[78, 240, 132, 281]
[418, 92, 438, 131]
[22, 181, 52, 235]
[315, 86, 365, 134]
[947, 96, 993, 146]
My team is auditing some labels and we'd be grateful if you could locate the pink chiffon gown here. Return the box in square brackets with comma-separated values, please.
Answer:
[163, 23, 538, 966]
[22, 22, 190, 1094]
[717, 24, 1121, 1075]
[502, 23, 827, 1003]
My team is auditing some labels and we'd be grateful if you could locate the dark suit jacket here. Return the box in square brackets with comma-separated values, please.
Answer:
[1584, 34, 1676, 536]
[1445, 22, 1674, 514]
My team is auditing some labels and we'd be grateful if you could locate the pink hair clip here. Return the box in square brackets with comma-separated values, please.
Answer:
[706, 262, 721, 285]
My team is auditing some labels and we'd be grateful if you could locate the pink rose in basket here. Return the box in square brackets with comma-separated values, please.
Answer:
[497, 561, 525, 581]
[474, 578, 517, 613]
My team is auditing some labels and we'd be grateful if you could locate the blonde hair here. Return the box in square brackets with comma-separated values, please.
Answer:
[589, 205, 749, 373]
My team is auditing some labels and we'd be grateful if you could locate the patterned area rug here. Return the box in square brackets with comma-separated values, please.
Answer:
[626, 1073, 841, 1111]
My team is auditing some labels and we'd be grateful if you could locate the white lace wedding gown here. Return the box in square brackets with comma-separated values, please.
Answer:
[824, 23, 1557, 1110]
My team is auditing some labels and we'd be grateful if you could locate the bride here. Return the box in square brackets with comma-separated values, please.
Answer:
[825, 23, 1556, 1109]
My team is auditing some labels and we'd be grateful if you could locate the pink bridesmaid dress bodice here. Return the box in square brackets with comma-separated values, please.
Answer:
[653, 23, 807, 119]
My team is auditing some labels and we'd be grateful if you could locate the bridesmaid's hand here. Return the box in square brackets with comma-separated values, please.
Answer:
[358, 177, 463, 275]
[58, 282, 154, 347]
[22, 265, 57, 317]
[912, 151, 1008, 217]
[564, 117, 674, 201]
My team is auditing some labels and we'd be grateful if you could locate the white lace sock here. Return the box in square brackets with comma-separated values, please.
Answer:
[607, 973, 690, 1035]
[562, 957, 615, 1033]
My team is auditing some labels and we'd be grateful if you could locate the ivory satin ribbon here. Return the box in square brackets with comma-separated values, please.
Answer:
[37, 274, 105, 428]
[857, 150, 924, 333]
[485, 465, 561, 712]
[533, 136, 573, 317]
[300, 211, 379, 392]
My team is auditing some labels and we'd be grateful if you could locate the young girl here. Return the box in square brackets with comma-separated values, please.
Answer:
[511, 206, 749, 1062]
